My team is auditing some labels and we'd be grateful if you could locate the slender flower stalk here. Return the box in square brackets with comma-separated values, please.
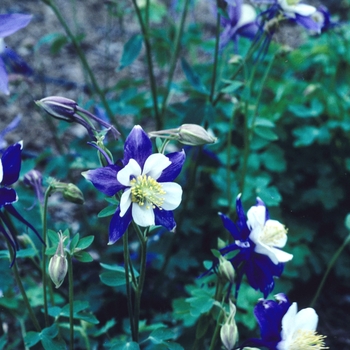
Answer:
[67, 253, 74, 350]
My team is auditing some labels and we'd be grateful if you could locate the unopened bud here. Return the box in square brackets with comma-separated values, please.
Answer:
[62, 183, 84, 205]
[48, 232, 68, 288]
[178, 124, 216, 146]
[218, 256, 235, 283]
[220, 323, 238, 350]
[35, 96, 77, 122]
[23, 169, 44, 204]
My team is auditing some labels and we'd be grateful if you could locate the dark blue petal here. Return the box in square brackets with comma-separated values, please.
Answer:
[220, 25, 236, 50]
[154, 208, 176, 231]
[108, 206, 132, 244]
[0, 57, 9, 94]
[0, 188, 17, 207]
[238, 22, 259, 39]
[0, 14, 32, 38]
[157, 150, 185, 182]
[1, 142, 22, 186]
[235, 195, 250, 239]
[0, 47, 33, 76]
[0, 219, 17, 267]
[83, 165, 123, 196]
[0, 115, 21, 141]
[123, 126, 152, 168]
[218, 212, 242, 240]
[294, 14, 322, 32]
[5, 204, 45, 245]
[226, 0, 242, 25]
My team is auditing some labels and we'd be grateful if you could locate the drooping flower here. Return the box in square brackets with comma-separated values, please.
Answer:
[0, 13, 32, 95]
[242, 293, 328, 349]
[220, 0, 259, 50]
[83, 125, 185, 244]
[216, 194, 293, 297]
[0, 142, 43, 266]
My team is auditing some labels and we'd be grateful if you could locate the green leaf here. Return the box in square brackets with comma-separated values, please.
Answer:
[92, 318, 117, 337]
[24, 332, 41, 347]
[181, 58, 209, 94]
[288, 99, 323, 118]
[110, 342, 140, 350]
[0, 334, 7, 349]
[220, 80, 243, 94]
[345, 214, 350, 230]
[149, 327, 175, 341]
[74, 251, 94, 262]
[210, 249, 221, 259]
[16, 248, 38, 258]
[69, 233, 80, 253]
[100, 270, 128, 287]
[118, 34, 143, 71]
[75, 235, 94, 250]
[254, 126, 278, 141]
[98, 205, 118, 218]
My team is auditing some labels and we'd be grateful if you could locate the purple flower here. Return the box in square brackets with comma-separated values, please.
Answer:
[83, 125, 185, 244]
[220, 0, 259, 50]
[0, 13, 32, 95]
[0, 142, 43, 266]
[217, 194, 293, 298]
[244, 293, 327, 350]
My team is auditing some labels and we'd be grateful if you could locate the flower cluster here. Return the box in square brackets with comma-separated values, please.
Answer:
[217, 194, 293, 297]
[83, 125, 185, 244]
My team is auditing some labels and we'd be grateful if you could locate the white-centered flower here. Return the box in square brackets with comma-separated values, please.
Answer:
[277, 303, 328, 350]
[117, 153, 182, 227]
[278, 0, 316, 18]
[247, 204, 293, 264]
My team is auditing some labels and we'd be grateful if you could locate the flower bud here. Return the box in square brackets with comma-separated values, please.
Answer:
[48, 232, 68, 288]
[62, 183, 84, 205]
[218, 256, 235, 284]
[35, 96, 77, 122]
[178, 124, 217, 146]
[220, 300, 238, 350]
[23, 169, 44, 204]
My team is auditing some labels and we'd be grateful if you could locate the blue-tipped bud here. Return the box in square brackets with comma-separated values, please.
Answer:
[35, 96, 77, 122]
[48, 231, 68, 289]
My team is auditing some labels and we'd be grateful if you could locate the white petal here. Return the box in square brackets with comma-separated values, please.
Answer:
[293, 4, 316, 16]
[254, 242, 293, 264]
[247, 205, 266, 230]
[132, 203, 155, 227]
[279, 302, 298, 349]
[119, 189, 132, 217]
[142, 153, 171, 179]
[295, 308, 318, 331]
[117, 159, 141, 185]
[237, 4, 257, 29]
[161, 182, 183, 210]
[0, 160, 3, 183]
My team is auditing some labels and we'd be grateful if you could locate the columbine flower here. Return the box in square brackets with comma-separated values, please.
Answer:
[0, 14, 32, 95]
[217, 194, 293, 297]
[220, 0, 259, 50]
[83, 125, 185, 244]
[0, 142, 43, 266]
[245, 293, 328, 349]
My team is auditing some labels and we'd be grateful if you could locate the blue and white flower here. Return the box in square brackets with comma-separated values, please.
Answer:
[0, 13, 32, 95]
[220, 0, 259, 50]
[218, 194, 293, 297]
[246, 293, 328, 349]
[83, 125, 185, 244]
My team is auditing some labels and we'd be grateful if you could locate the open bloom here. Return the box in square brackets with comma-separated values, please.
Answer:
[217, 194, 293, 297]
[220, 0, 259, 50]
[245, 293, 328, 349]
[0, 14, 32, 95]
[0, 142, 43, 266]
[83, 125, 185, 244]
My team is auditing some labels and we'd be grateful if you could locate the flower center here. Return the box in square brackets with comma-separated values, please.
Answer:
[286, 0, 300, 5]
[289, 329, 328, 350]
[130, 175, 166, 210]
[260, 220, 287, 246]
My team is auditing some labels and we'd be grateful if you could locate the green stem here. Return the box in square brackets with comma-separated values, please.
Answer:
[123, 230, 136, 341]
[209, 3, 221, 105]
[130, 0, 161, 129]
[310, 233, 350, 308]
[4, 238, 41, 332]
[160, 0, 190, 117]
[208, 308, 224, 350]
[227, 106, 235, 215]
[41, 0, 124, 140]
[67, 254, 74, 350]
[42, 185, 53, 327]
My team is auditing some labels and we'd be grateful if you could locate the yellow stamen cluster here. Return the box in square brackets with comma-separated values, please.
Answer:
[260, 220, 288, 246]
[130, 175, 166, 210]
[289, 329, 329, 350]
[286, 0, 300, 5]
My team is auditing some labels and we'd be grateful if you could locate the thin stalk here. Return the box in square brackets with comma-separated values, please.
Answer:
[209, 3, 221, 105]
[160, 0, 191, 117]
[130, 0, 161, 129]
[67, 254, 74, 350]
[123, 230, 136, 341]
[5, 238, 41, 332]
[310, 233, 350, 308]
[42, 185, 53, 327]
[41, 0, 124, 140]
[227, 106, 235, 215]
[208, 308, 224, 350]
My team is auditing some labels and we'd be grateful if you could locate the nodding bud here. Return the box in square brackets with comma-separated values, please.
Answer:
[220, 300, 238, 350]
[23, 169, 44, 204]
[62, 183, 84, 205]
[178, 124, 217, 146]
[218, 256, 235, 284]
[35, 96, 77, 122]
[48, 231, 68, 289]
